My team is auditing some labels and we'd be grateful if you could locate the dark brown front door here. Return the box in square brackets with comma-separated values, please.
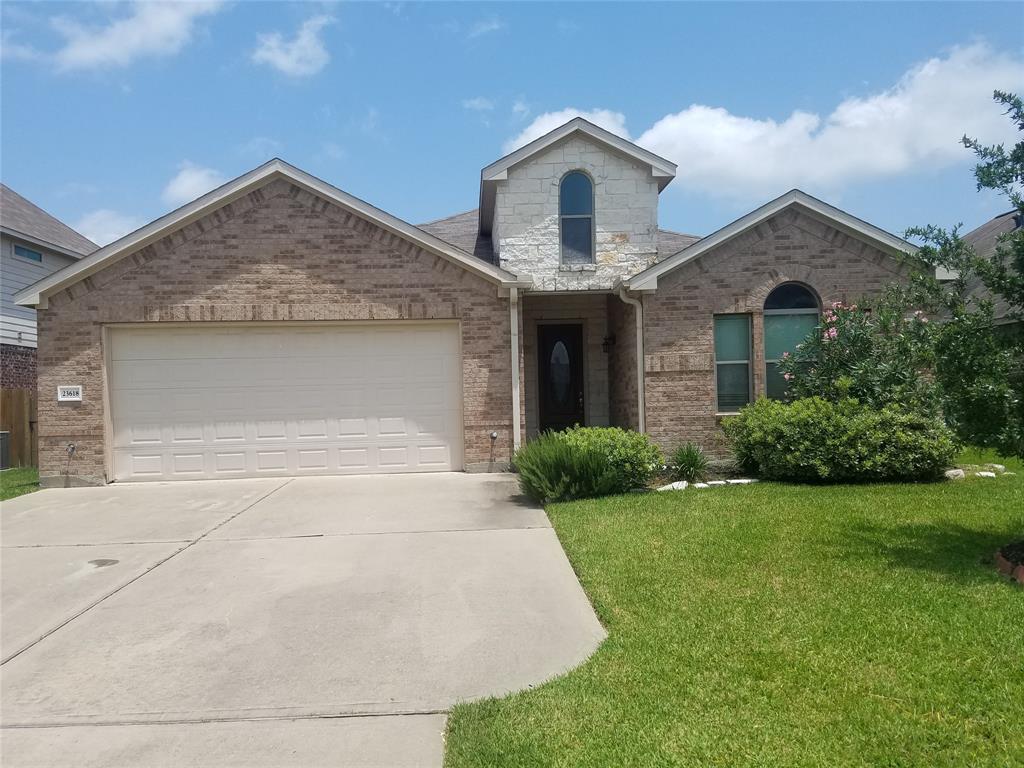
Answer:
[538, 324, 585, 433]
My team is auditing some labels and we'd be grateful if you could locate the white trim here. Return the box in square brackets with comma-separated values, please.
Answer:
[617, 287, 645, 433]
[625, 189, 917, 291]
[15, 159, 529, 308]
[479, 117, 677, 234]
[510, 287, 522, 451]
[482, 118, 677, 186]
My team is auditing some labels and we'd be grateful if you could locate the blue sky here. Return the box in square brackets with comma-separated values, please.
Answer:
[2, 1, 1022, 247]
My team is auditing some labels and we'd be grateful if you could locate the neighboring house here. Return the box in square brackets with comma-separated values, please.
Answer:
[15, 118, 915, 486]
[1, 184, 97, 389]
[963, 209, 1022, 327]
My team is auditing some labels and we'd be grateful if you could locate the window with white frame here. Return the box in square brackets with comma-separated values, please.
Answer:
[714, 314, 752, 412]
[763, 283, 820, 400]
[559, 171, 594, 264]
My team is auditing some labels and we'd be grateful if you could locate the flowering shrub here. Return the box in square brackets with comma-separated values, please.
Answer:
[776, 298, 941, 417]
[724, 397, 958, 482]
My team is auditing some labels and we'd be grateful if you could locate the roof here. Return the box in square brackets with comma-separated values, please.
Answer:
[420, 208, 700, 266]
[418, 209, 496, 264]
[963, 209, 1021, 323]
[15, 159, 529, 308]
[478, 117, 678, 235]
[625, 189, 916, 291]
[1, 183, 97, 259]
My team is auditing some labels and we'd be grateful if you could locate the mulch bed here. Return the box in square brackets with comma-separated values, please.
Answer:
[995, 540, 1024, 585]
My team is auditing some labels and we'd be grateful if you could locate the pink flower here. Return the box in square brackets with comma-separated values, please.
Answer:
[783, 373, 792, 381]
[782, 351, 790, 359]
[831, 301, 843, 309]
[823, 327, 838, 341]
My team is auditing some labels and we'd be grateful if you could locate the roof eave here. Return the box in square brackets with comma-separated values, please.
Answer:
[15, 159, 525, 308]
[1, 226, 93, 260]
[626, 189, 917, 291]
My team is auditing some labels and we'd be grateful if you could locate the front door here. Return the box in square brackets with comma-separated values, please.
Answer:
[538, 324, 585, 433]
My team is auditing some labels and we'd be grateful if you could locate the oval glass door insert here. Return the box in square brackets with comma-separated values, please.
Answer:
[549, 341, 571, 407]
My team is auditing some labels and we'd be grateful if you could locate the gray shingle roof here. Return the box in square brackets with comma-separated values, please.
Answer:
[1, 183, 97, 258]
[964, 210, 1021, 323]
[419, 209, 701, 268]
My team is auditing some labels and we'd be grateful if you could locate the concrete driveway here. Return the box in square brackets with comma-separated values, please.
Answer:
[1, 474, 605, 767]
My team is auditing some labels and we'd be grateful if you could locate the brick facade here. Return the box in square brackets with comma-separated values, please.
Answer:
[0, 344, 37, 389]
[641, 207, 911, 456]
[607, 295, 639, 431]
[37, 179, 515, 484]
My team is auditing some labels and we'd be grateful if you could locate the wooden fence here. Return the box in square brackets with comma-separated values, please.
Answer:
[1, 388, 38, 467]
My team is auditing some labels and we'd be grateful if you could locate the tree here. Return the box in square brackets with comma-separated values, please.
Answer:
[905, 90, 1023, 457]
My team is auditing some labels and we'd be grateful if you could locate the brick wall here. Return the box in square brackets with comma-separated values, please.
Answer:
[607, 294, 639, 431]
[494, 136, 661, 291]
[642, 207, 911, 456]
[36, 179, 514, 484]
[0, 344, 37, 389]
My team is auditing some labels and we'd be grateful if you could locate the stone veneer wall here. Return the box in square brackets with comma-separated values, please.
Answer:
[642, 208, 912, 456]
[36, 179, 515, 484]
[494, 136, 660, 291]
[522, 293, 610, 437]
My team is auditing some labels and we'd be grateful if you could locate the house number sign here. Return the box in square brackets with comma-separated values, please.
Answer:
[57, 385, 83, 402]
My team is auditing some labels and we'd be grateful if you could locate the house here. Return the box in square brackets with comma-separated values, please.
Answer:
[14, 118, 915, 486]
[1, 184, 97, 389]
[963, 209, 1022, 328]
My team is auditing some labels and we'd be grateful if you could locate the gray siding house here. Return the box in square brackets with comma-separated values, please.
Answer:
[1, 184, 97, 388]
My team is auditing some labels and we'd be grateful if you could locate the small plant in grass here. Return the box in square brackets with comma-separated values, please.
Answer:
[671, 442, 709, 483]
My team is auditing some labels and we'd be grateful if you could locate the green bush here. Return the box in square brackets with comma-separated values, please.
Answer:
[671, 442, 709, 482]
[513, 427, 663, 504]
[560, 426, 664, 491]
[724, 397, 958, 483]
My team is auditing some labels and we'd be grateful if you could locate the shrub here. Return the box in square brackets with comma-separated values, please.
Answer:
[560, 426, 664, 491]
[671, 442, 709, 482]
[512, 432, 619, 504]
[723, 397, 958, 483]
[513, 427, 663, 504]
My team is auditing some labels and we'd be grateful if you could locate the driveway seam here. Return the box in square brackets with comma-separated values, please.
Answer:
[1, 710, 449, 729]
[2, 540, 192, 549]
[205, 524, 552, 543]
[0, 479, 293, 666]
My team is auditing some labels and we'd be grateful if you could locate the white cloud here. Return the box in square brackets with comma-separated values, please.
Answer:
[462, 97, 495, 112]
[503, 108, 629, 153]
[467, 18, 503, 39]
[74, 209, 144, 246]
[640, 43, 1024, 200]
[52, 1, 222, 71]
[506, 44, 1024, 201]
[162, 161, 227, 207]
[252, 14, 333, 77]
[512, 99, 530, 119]
[0, 31, 43, 62]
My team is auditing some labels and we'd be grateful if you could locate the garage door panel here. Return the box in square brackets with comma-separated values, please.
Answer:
[109, 324, 463, 481]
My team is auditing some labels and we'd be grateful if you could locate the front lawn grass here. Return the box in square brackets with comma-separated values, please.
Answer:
[0, 466, 38, 501]
[445, 456, 1023, 767]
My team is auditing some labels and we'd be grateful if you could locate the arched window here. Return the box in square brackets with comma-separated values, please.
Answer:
[560, 171, 593, 264]
[763, 283, 819, 400]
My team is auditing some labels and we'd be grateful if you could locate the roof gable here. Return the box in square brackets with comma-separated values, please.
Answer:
[1, 184, 97, 258]
[15, 160, 527, 308]
[625, 189, 916, 291]
[478, 117, 677, 235]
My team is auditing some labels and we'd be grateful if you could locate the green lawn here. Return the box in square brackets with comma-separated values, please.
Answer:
[0, 466, 39, 501]
[445, 455, 1024, 767]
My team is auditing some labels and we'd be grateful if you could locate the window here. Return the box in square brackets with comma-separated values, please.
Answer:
[13, 244, 42, 262]
[714, 315, 752, 412]
[764, 283, 819, 399]
[560, 171, 593, 264]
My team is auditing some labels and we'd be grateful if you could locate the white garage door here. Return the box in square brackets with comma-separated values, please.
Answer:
[108, 323, 463, 481]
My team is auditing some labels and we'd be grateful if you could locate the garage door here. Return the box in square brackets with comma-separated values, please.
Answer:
[108, 323, 463, 481]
